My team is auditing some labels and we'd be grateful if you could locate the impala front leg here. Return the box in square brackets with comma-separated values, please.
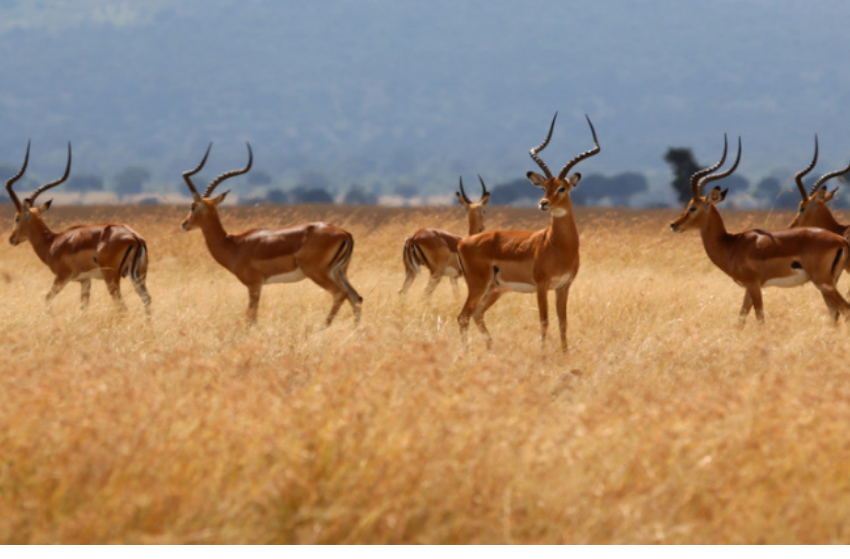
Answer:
[738, 290, 753, 328]
[556, 283, 570, 353]
[537, 285, 549, 349]
[80, 278, 92, 310]
[746, 285, 765, 325]
[45, 275, 71, 314]
[247, 284, 262, 325]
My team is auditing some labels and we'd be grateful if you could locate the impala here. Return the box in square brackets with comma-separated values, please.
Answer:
[788, 135, 850, 252]
[670, 135, 850, 325]
[399, 175, 490, 297]
[457, 112, 600, 352]
[6, 142, 151, 314]
[180, 142, 362, 325]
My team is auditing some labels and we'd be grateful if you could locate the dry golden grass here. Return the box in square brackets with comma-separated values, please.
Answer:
[2, 203, 850, 543]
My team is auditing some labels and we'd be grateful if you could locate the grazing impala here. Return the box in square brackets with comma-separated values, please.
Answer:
[457, 113, 600, 352]
[670, 135, 850, 325]
[6, 142, 151, 314]
[180, 142, 362, 325]
[788, 136, 850, 255]
[399, 175, 490, 297]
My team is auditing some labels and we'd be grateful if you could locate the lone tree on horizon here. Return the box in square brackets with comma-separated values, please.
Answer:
[664, 147, 701, 205]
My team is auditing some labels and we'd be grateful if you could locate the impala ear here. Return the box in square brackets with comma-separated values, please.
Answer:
[212, 191, 229, 205]
[39, 199, 53, 213]
[455, 191, 469, 208]
[568, 173, 582, 188]
[526, 171, 547, 188]
[480, 192, 490, 206]
[708, 186, 728, 204]
[822, 187, 838, 203]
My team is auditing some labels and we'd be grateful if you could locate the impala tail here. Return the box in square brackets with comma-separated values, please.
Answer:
[832, 247, 847, 278]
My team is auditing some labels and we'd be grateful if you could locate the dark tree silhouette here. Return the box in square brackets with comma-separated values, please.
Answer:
[113, 166, 151, 198]
[343, 184, 378, 205]
[266, 188, 289, 204]
[291, 186, 333, 204]
[67, 174, 104, 193]
[664, 147, 702, 205]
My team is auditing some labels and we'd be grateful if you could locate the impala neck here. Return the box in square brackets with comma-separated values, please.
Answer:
[548, 198, 580, 250]
[26, 213, 58, 267]
[816, 208, 846, 236]
[699, 204, 736, 273]
[198, 209, 236, 270]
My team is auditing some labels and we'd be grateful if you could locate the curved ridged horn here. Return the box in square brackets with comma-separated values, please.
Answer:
[5, 140, 30, 211]
[529, 112, 557, 179]
[203, 142, 253, 198]
[697, 136, 742, 194]
[183, 142, 212, 200]
[27, 142, 72, 206]
[810, 157, 850, 196]
[690, 134, 728, 200]
[557, 114, 601, 180]
[795, 135, 819, 200]
[458, 176, 472, 204]
[477, 174, 489, 201]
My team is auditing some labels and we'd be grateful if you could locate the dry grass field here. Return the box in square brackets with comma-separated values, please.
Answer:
[2, 202, 850, 543]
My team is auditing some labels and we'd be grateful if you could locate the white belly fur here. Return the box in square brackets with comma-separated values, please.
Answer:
[75, 269, 104, 281]
[265, 269, 307, 284]
[763, 270, 809, 288]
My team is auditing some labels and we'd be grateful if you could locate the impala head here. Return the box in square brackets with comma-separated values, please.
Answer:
[181, 142, 253, 231]
[789, 135, 850, 228]
[455, 175, 490, 234]
[526, 112, 600, 217]
[8, 141, 71, 246]
[670, 135, 741, 233]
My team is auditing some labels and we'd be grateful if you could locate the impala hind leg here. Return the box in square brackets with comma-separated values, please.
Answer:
[457, 267, 495, 348]
[132, 279, 152, 318]
[102, 270, 128, 314]
[816, 284, 850, 322]
[472, 288, 502, 351]
[423, 269, 444, 298]
[80, 279, 92, 310]
[450, 276, 460, 297]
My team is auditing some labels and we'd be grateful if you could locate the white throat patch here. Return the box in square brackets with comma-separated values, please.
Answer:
[552, 208, 568, 217]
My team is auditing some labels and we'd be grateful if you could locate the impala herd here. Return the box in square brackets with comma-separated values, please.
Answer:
[7, 114, 850, 352]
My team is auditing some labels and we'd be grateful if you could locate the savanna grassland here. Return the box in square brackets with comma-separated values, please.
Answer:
[2, 203, 850, 544]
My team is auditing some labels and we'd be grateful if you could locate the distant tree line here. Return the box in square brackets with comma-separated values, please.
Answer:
[3, 149, 849, 208]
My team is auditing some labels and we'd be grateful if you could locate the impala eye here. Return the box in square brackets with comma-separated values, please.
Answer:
[558, 187, 566, 194]
[689, 207, 696, 213]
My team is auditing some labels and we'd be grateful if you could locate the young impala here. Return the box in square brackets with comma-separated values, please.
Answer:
[6, 142, 151, 314]
[399, 175, 490, 297]
[180, 142, 362, 325]
[670, 135, 850, 325]
[457, 113, 600, 352]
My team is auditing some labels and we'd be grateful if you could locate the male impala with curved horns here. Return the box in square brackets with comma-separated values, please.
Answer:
[457, 112, 599, 352]
[670, 135, 850, 325]
[399, 175, 489, 297]
[788, 136, 850, 280]
[180, 142, 362, 325]
[7, 142, 151, 314]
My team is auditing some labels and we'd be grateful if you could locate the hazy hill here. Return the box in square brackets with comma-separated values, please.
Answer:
[1, 0, 849, 204]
